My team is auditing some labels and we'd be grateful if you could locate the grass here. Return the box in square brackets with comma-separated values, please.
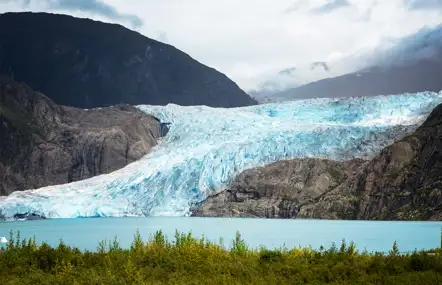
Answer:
[0, 230, 441, 284]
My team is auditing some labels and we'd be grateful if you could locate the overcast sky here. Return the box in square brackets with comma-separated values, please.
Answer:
[1, 0, 441, 92]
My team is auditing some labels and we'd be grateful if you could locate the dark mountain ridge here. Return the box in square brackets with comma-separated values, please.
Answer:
[0, 12, 256, 108]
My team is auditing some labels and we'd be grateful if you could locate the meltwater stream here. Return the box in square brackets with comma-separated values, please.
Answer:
[1, 91, 442, 219]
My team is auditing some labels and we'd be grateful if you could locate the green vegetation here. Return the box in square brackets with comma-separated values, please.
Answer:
[0, 230, 441, 284]
[327, 166, 344, 181]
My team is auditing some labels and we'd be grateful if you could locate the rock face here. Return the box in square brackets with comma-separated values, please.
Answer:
[193, 104, 442, 220]
[0, 12, 256, 108]
[191, 159, 364, 218]
[0, 76, 167, 196]
[298, 104, 442, 221]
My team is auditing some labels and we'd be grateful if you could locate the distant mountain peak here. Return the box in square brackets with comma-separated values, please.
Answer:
[272, 43, 442, 101]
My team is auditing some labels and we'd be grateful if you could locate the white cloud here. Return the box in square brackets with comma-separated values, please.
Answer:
[0, 0, 142, 27]
[0, 0, 441, 91]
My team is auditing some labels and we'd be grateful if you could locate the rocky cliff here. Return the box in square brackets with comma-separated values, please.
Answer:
[193, 105, 442, 220]
[0, 12, 256, 108]
[191, 158, 364, 218]
[0, 76, 167, 195]
[298, 104, 442, 221]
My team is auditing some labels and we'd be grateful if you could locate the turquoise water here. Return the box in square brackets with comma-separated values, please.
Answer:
[0, 217, 441, 253]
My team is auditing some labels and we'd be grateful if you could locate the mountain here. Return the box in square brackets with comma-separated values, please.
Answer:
[191, 158, 364, 218]
[0, 76, 167, 196]
[298, 104, 442, 220]
[1, 90, 441, 219]
[193, 102, 442, 220]
[0, 12, 256, 108]
[273, 51, 442, 101]
[248, 66, 299, 103]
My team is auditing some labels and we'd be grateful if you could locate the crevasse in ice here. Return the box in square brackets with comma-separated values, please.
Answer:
[1, 91, 442, 219]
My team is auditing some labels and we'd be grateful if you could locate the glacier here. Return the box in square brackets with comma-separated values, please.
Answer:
[1, 91, 442, 219]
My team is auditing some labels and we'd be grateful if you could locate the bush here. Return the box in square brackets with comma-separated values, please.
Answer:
[0, 230, 441, 284]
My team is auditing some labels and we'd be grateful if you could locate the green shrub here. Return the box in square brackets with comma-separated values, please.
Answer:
[259, 248, 284, 263]
[231, 231, 248, 255]
[0, 230, 441, 284]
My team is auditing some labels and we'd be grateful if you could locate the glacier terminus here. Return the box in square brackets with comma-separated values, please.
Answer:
[1, 91, 442, 219]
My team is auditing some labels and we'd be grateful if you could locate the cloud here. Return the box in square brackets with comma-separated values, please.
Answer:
[311, 0, 351, 14]
[283, 0, 309, 13]
[1, 0, 441, 92]
[366, 24, 442, 68]
[404, 0, 442, 11]
[311, 62, 330, 71]
[255, 22, 442, 94]
[4, 0, 143, 28]
[278, 67, 297, 76]
[155, 32, 168, 44]
[358, 0, 377, 22]
[250, 66, 299, 96]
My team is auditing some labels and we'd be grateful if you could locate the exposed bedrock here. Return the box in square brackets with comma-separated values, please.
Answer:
[193, 104, 442, 220]
[0, 76, 167, 195]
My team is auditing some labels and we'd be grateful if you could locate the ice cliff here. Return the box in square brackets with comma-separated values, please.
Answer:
[1, 91, 442, 219]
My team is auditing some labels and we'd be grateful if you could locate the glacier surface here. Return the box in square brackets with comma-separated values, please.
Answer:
[1, 91, 442, 219]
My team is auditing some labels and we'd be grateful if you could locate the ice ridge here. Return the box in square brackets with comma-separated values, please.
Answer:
[0, 91, 441, 219]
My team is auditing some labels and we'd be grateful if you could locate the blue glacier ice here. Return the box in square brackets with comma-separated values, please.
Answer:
[1, 91, 442, 219]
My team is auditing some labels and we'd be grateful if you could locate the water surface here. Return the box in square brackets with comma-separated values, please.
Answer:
[1, 217, 440, 253]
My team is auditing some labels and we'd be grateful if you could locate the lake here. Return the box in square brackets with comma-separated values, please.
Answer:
[0, 217, 441, 253]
